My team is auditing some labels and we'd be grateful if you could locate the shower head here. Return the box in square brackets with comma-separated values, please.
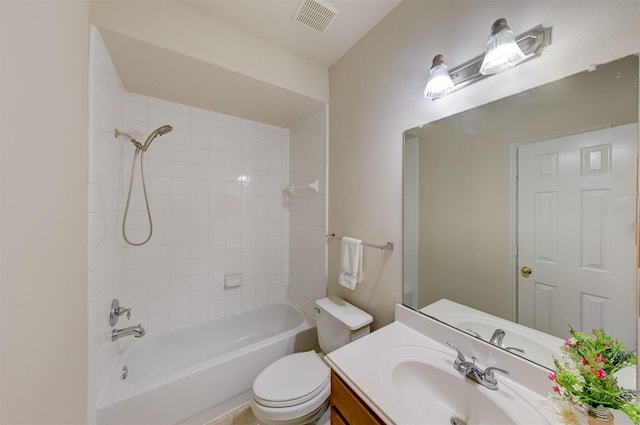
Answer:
[142, 125, 173, 151]
[115, 125, 172, 152]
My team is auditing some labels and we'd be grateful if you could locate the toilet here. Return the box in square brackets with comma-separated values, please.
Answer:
[250, 296, 373, 425]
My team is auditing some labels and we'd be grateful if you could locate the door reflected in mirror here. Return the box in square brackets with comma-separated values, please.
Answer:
[402, 55, 639, 376]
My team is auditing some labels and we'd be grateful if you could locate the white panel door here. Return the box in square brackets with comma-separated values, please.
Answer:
[517, 124, 637, 348]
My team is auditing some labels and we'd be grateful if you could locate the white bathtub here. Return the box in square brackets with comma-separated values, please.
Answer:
[97, 302, 315, 425]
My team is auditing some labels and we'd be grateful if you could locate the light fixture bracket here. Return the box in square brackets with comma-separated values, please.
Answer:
[437, 24, 552, 98]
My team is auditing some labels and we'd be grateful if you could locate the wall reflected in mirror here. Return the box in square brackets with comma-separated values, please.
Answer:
[403, 55, 639, 375]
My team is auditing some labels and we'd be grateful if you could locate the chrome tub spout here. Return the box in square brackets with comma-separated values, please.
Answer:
[112, 324, 146, 341]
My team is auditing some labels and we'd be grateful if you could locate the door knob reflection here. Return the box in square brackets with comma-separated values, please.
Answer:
[520, 266, 533, 276]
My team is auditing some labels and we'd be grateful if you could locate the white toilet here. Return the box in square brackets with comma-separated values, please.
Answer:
[250, 296, 373, 425]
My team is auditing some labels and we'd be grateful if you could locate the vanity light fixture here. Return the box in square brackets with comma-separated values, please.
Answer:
[424, 54, 454, 99]
[425, 19, 552, 100]
[479, 18, 525, 75]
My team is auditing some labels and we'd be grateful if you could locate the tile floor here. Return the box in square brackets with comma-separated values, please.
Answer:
[206, 403, 259, 425]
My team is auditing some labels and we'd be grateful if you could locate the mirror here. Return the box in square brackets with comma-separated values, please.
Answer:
[403, 55, 639, 371]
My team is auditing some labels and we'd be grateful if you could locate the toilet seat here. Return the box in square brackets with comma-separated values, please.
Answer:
[253, 351, 329, 408]
[251, 351, 331, 424]
[250, 388, 330, 425]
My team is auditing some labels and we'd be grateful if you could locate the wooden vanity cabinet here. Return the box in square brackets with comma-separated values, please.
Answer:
[330, 369, 385, 425]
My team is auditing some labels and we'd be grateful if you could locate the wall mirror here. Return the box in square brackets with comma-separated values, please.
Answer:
[403, 55, 639, 374]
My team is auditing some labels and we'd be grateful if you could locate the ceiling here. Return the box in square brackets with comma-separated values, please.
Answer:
[93, 0, 401, 127]
[180, 0, 402, 67]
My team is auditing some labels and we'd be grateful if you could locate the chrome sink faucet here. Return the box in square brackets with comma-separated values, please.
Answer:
[488, 329, 526, 354]
[112, 324, 146, 341]
[446, 342, 509, 390]
[490, 329, 505, 345]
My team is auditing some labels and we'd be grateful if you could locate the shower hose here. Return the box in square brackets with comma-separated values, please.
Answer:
[122, 147, 153, 246]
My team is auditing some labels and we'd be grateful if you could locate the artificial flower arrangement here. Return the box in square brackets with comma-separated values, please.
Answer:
[549, 326, 640, 423]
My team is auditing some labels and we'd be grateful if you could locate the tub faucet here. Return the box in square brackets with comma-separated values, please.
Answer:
[446, 342, 509, 390]
[112, 324, 146, 341]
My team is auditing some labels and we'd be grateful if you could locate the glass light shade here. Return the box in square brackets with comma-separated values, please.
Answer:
[424, 55, 454, 99]
[479, 18, 525, 75]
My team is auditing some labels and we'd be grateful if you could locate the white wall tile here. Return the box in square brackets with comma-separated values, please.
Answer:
[171, 110, 191, 130]
[109, 92, 296, 335]
[191, 115, 209, 133]
[150, 106, 171, 126]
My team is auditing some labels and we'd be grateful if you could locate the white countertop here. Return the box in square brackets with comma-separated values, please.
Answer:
[325, 304, 635, 425]
[326, 321, 441, 424]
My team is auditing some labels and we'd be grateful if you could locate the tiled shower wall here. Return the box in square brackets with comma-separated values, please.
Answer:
[88, 24, 327, 421]
[120, 93, 290, 332]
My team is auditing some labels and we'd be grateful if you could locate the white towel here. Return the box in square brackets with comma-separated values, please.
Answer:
[338, 237, 363, 290]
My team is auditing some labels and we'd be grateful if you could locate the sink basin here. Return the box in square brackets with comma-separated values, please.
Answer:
[379, 346, 551, 425]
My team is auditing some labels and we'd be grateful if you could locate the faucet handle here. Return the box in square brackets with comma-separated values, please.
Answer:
[109, 299, 132, 326]
[465, 328, 482, 339]
[483, 366, 509, 384]
[445, 342, 466, 364]
[119, 307, 131, 320]
[504, 346, 526, 354]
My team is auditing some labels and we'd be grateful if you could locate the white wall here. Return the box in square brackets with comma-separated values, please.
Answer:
[0, 1, 89, 423]
[328, 1, 640, 328]
[289, 105, 329, 319]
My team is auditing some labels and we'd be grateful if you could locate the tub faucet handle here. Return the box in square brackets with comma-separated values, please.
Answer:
[119, 307, 131, 320]
[110, 298, 131, 326]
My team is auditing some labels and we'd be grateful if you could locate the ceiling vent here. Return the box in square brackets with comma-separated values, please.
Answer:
[292, 0, 339, 35]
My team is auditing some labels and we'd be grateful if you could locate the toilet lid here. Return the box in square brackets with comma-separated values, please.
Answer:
[253, 351, 330, 408]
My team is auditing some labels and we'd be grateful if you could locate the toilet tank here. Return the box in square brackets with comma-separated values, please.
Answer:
[314, 296, 373, 353]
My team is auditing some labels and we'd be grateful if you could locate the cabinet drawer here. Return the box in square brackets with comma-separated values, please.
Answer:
[331, 407, 348, 425]
[330, 370, 384, 425]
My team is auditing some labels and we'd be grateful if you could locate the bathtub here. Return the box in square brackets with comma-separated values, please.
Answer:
[97, 302, 315, 425]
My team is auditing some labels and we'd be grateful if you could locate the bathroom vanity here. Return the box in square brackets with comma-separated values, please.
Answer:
[325, 303, 635, 425]
[330, 370, 384, 425]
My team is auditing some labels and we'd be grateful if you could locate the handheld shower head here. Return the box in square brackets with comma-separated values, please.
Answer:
[142, 125, 173, 151]
[118, 124, 172, 246]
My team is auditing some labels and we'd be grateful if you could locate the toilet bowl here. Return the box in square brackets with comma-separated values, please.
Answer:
[250, 351, 330, 425]
[250, 297, 373, 425]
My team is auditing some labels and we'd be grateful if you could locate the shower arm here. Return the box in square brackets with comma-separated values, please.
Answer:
[114, 129, 144, 151]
